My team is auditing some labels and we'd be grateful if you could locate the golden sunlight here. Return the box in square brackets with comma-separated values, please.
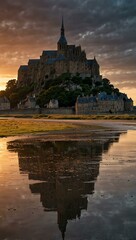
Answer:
[0, 75, 16, 90]
[120, 88, 136, 105]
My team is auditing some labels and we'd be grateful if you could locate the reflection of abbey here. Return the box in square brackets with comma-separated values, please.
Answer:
[8, 133, 121, 239]
[17, 18, 100, 88]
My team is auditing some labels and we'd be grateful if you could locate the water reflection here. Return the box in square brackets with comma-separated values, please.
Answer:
[7, 132, 121, 239]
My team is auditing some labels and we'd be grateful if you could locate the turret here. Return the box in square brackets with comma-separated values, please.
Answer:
[93, 56, 100, 76]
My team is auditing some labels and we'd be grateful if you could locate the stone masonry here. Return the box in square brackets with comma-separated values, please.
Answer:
[17, 18, 100, 90]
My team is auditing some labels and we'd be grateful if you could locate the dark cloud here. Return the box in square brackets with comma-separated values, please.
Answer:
[0, 0, 136, 100]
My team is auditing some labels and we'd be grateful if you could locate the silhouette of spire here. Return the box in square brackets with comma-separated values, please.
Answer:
[58, 212, 67, 240]
[62, 231, 65, 240]
[58, 17, 67, 46]
[61, 16, 64, 36]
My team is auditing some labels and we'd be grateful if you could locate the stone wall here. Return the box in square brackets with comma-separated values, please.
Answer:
[0, 103, 10, 111]
[0, 107, 75, 115]
[75, 99, 125, 114]
[0, 109, 40, 115]
[42, 107, 75, 115]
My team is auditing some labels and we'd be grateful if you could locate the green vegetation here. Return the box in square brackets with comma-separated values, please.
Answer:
[0, 73, 129, 108]
[35, 114, 136, 120]
[36, 73, 85, 107]
[0, 118, 108, 137]
[0, 79, 33, 108]
[0, 115, 135, 137]
[36, 74, 122, 107]
[0, 119, 82, 137]
[0, 114, 136, 120]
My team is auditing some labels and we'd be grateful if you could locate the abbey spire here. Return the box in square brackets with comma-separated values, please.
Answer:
[61, 17, 65, 37]
[57, 17, 67, 52]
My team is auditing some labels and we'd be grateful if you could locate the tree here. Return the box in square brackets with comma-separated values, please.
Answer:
[6, 79, 17, 94]
[95, 81, 102, 87]
[103, 78, 110, 85]
[114, 88, 120, 95]
[83, 77, 92, 86]
[0, 90, 6, 97]
[9, 93, 20, 108]
[91, 88, 99, 96]
[81, 84, 91, 96]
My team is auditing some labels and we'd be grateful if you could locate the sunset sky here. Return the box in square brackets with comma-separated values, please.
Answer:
[0, 0, 136, 103]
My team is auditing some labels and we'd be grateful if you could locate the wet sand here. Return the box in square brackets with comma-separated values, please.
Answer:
[0, 120, 136, 240]
[10, 118, 136, 131]
[0, 118, 135, 141]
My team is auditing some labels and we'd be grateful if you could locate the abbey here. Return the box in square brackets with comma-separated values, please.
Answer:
[17, 19, 101, 89]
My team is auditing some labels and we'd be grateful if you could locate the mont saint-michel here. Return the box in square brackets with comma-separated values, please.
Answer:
[0, 19, 133, 113]
[0, 2, 136, 240]
[17, 18, 100, 88]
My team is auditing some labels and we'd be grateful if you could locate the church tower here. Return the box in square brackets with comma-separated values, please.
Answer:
[57, 17, 67, 53]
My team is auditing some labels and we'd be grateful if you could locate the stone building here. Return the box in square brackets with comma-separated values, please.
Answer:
[18, 95, 38, 109]
[122, 94, 133, 111]
[0, 96, 10, 110]
[17, 18, 100, 90]
[75, 92, 133, 114]
[47, 99, 59, 109]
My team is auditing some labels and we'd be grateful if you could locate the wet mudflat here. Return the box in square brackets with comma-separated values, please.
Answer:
[0, 129, 136, 240]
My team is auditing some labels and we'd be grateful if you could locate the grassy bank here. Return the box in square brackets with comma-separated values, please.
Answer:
[0, 119, 105, 137]
[0, 113, 136, 120]
[0, 119, 79, 137]
[40, 114, 136, 120]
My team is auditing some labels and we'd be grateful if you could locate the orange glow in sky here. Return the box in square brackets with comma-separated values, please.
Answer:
[0, 0, 135, 104]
